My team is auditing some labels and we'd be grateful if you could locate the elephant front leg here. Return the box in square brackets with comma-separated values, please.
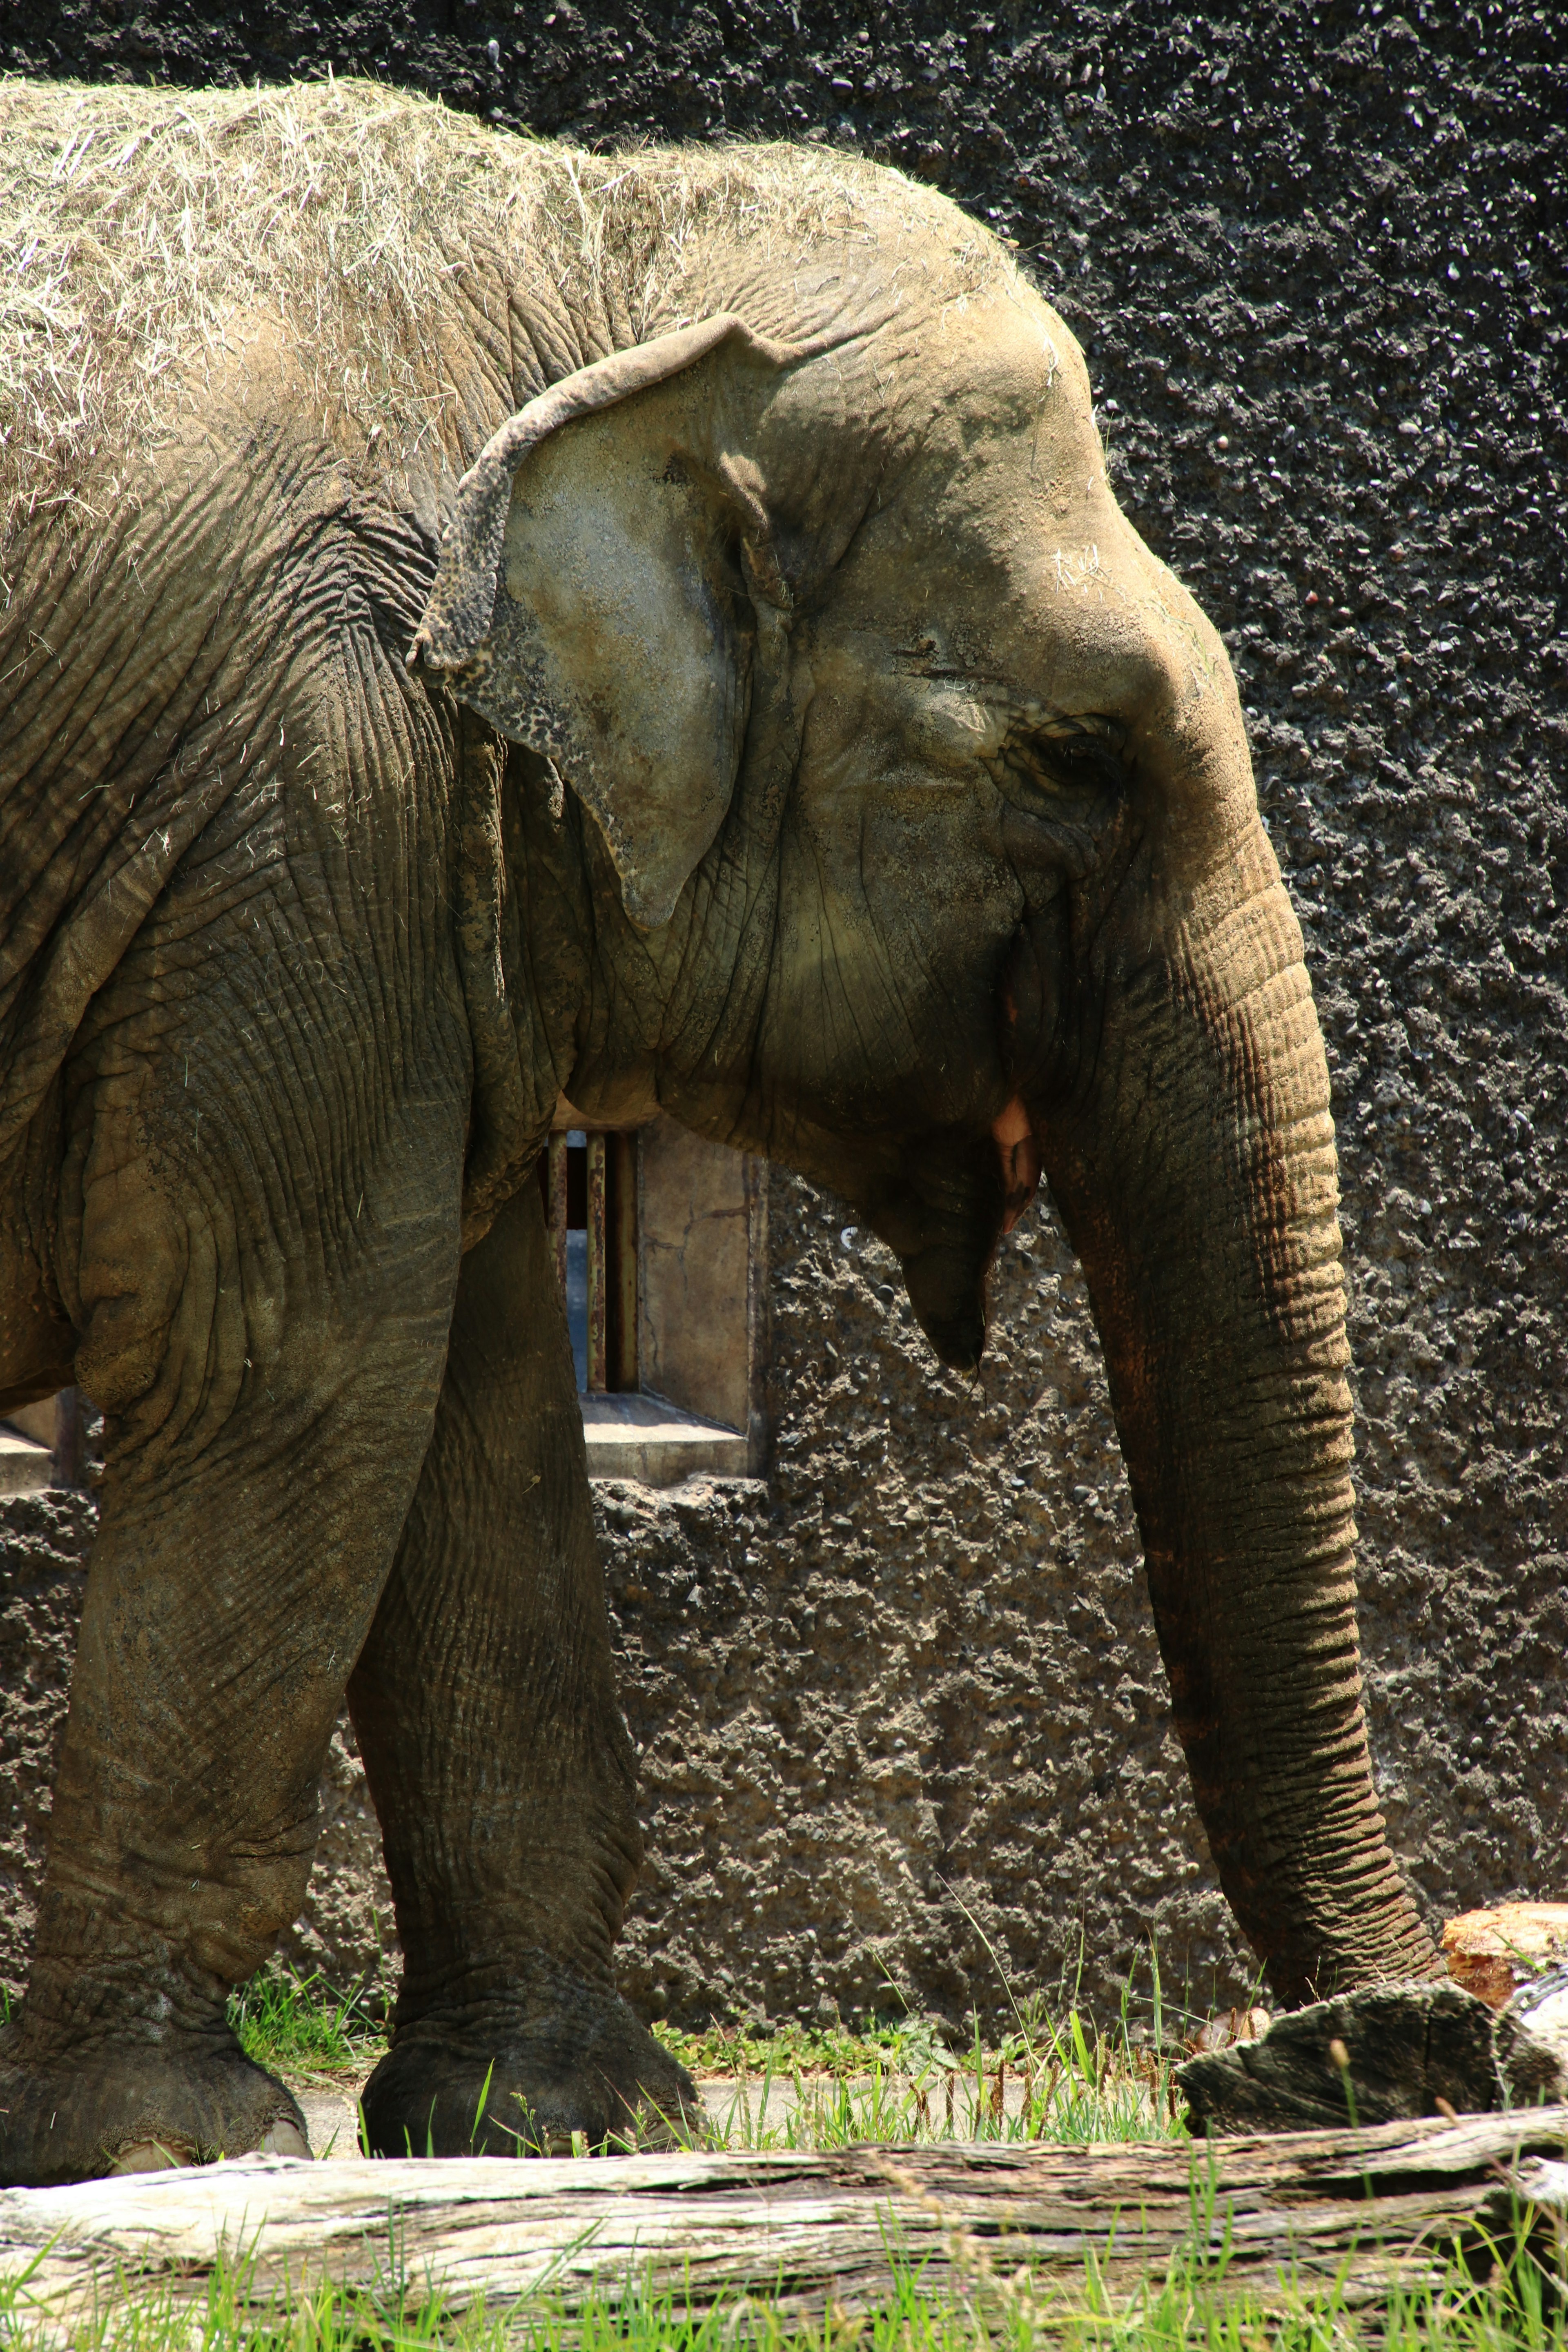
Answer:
[349, 1179, 697, 2156]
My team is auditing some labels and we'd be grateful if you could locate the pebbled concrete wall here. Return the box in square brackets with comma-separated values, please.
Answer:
[1, 0, 1562, 2033]
[0, 1497, 94, 1990]
[603, 1179, 1225, 2032]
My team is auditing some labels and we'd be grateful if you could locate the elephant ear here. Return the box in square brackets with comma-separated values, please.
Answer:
[412, 317, 819, 930]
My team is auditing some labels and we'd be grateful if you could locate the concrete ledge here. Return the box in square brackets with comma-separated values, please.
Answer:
[581, 1394, 748, 1487]
[0, 1428, 53, 1499]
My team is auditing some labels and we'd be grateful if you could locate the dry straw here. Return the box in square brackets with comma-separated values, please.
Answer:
[0, 75, 999, 563]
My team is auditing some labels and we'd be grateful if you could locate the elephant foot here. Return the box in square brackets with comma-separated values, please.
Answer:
[359, 1969, 700, 2157]
[0, 2022, 311, 2186]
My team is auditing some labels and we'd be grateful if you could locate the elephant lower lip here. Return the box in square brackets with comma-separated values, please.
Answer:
[992, 1095, 1040, 1233]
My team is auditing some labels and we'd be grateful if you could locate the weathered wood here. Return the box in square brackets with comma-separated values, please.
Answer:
[51, 1388, 85, 1490]
[1179, 1984, 1503, 2133]
[0, 2111, 1565, 2339]
[586, 1132, 607, 1392]
[610, 1128, 639, 1392]
[1180, 1980, 1568, 2135]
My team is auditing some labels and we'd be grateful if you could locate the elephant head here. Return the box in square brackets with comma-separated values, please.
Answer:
[412, 189, 1439, 2005]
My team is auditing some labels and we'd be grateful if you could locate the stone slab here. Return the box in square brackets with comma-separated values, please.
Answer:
[580, 1393, 748, 1487]
[0, 1429, 52, 1499]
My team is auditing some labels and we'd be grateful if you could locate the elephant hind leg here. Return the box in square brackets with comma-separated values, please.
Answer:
[0, 1079, 77, 1415]
[350, 1179, 697, 2156]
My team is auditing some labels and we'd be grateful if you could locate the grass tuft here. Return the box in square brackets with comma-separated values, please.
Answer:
[225, 1960, 383, 2076]
[657, 1987, 1188, 2153]
[655, 1936, 1200, 2151]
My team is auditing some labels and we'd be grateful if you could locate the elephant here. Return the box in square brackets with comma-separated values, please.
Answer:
[0, 78, 1440, 2184]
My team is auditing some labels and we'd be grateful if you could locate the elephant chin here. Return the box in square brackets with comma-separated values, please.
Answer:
[900, 1241, 988, 1373]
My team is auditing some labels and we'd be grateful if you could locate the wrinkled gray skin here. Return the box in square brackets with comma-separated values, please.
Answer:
[0, 102, 1439, 2183]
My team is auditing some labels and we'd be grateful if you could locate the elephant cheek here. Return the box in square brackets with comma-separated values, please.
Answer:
[998, 895, 1076, 1115]
[991, 1095, 1040, 1233]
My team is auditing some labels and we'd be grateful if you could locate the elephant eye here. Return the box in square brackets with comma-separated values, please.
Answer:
[1003, 717, 1126, 806]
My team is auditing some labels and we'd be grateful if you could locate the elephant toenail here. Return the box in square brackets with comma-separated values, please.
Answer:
[257, 2120, 311, 2159]
[109, 2139, 196, 2174]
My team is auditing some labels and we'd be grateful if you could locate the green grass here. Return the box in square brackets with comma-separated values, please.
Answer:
[668, 1989, 1187, 2152]
[225, 1961, 385, 2076]
[653, 2012, 938, 2079]
[655, 1924, 1200, 2151]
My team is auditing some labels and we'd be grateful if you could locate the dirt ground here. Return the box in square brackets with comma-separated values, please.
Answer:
[283, 2061, 1039, 2160]
[1, 2, 1564, 2031]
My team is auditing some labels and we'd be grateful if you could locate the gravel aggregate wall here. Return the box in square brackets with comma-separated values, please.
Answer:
[2, 0, 1563, 2032]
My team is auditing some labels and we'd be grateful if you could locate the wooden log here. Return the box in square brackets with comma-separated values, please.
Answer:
[51, 1388, 86, 1490]
[0, 2111, 1565, 2340]
[1180, 1979, 1568, 2134]
[1178, 1983, 1503, 2132]
[610, 1127, 639, 1392]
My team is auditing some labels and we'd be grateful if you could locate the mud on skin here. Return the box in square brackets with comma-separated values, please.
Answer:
[0, 0, 1564, 2037]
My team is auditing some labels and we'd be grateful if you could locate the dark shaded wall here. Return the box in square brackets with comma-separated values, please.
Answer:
[2, 0, 1564, 2029]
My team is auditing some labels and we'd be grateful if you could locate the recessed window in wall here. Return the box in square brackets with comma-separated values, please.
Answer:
[541, 1104, 768, 1488]
[540, 1129, 638, 1394]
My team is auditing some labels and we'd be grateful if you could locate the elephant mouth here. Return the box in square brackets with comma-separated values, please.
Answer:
[991, 1095, 1040, 1233]
[853, 1118, 1016, 1376]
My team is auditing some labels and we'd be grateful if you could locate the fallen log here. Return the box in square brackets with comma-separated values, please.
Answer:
[0, 2110, 1565, 2340]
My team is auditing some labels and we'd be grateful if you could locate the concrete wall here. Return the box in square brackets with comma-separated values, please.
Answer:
[0, 1496, 95, 1983]
[604, 1178, 1226, 2033]
[1, 0, 1562, 2034]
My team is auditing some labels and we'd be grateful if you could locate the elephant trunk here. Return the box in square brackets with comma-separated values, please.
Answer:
[1025, 819, 1440, 2006]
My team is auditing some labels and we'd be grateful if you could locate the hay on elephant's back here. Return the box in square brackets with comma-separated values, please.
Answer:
[0, 76, 1003, 559]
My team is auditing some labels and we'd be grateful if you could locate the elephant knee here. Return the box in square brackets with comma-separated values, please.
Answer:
[64, 1092, 241, 1457]
[74, 1175, 189, 1420]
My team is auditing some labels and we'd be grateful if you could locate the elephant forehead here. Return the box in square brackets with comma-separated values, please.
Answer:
[905, 284, 1098, 477]
[830, 491, 1173, 739]
[864, 402, 1237, 728]
[824, 468, 1254, 861]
